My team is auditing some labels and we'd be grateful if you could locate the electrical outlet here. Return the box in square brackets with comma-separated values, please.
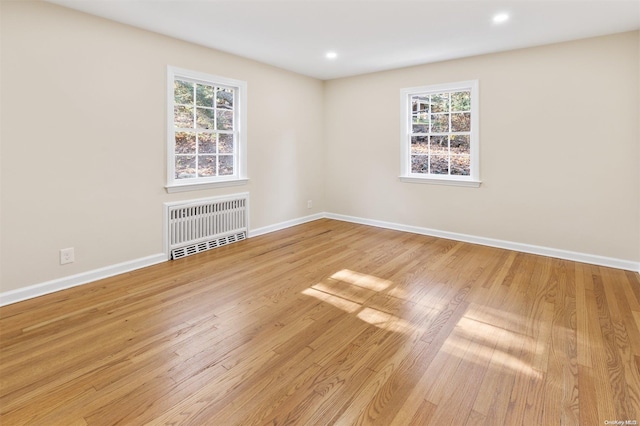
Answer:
[307, 200, 312, 209]
[60, 247, 74, 265]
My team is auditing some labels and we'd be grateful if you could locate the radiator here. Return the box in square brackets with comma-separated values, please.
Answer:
[165, 193, 248, 260]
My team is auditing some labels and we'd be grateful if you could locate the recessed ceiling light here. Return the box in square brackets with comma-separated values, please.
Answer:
[492, 13, 509, 24]
[325, 51, 338, 60]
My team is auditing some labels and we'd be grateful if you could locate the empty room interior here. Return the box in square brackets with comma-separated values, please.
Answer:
[1, 0, 640, 424]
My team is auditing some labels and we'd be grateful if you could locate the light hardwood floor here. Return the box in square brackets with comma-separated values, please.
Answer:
[2, 219, 640, 425]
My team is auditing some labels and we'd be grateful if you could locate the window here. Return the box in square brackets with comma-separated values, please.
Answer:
[166, 66, 247, 192]
[400, 80, 480, 187]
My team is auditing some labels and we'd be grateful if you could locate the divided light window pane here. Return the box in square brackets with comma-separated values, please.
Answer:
[404, 82, 477, 182]
[172, 78, 236, 180]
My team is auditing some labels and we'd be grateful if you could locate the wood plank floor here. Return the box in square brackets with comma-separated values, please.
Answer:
[2, 219, 640, 425]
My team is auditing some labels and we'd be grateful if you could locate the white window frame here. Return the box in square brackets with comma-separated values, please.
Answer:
[400, 80, 480, 187]
[166, 66, 248, 193]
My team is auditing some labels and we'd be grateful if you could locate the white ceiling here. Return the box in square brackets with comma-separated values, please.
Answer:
[45, 0, 640, 80]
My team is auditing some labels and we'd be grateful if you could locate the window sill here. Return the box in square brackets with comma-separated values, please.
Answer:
[165, 178, 249, 193]
[399, 176, 481, 188]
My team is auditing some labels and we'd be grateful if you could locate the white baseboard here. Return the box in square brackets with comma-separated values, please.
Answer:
[249, 213, 324, 238]
[3, 212, 638, 307]
[325, 212, 640, 273]
[0, 212, 324, 307]
[0, 253, 167, 307]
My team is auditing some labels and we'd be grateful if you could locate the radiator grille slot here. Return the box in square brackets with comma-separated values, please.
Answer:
[166, 194, 248, 260]
[171, 232, 246, 259]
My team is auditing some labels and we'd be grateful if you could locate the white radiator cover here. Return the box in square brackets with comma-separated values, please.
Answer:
[164, 193, 249, 259]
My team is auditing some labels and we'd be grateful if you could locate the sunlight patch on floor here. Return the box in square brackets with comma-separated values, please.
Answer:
[356, 307, 391, 327]
[356, 307, 414, 333]
[330, 269, 393, 292]
[301, 288, 360, 313]
[442, 314, 542, 379]
[302, 270, 414, 333]
[464, 303, 528, 335]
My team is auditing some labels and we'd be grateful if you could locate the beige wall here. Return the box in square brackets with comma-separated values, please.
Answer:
[1, 2, 638, 297]
[0, 1, 325, 292]
[324, 31, 640, 262]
